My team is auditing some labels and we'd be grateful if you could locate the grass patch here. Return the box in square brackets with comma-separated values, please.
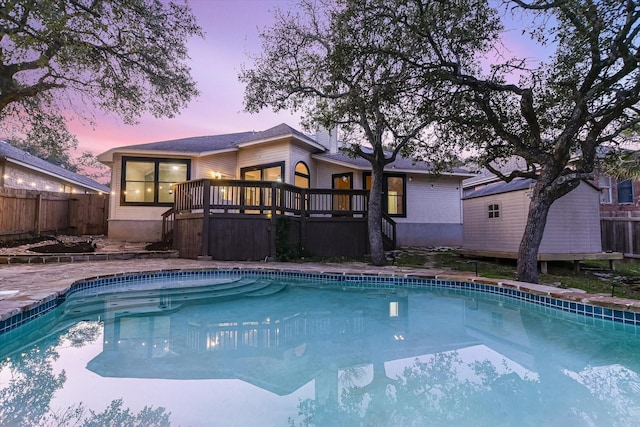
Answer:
[289, 247, 640, 300]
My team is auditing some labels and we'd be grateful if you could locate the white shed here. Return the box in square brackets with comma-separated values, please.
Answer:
[461, 178, 619, 272]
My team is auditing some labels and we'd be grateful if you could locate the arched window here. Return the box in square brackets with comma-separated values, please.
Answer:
[294, 162, 310, 188]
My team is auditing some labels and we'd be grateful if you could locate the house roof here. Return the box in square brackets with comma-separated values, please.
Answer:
[0, 141, 109, 193]
[314, 150, 474, 177]
[98, 123, 473, 177]
[97, 123, 325, 163]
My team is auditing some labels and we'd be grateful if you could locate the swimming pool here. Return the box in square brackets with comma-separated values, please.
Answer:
[1, 270, 640, 426]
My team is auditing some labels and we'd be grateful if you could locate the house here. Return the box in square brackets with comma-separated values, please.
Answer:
[97, 123, 473, 249]
[461, 177, 621, 272]
[0, 140, 109, 194]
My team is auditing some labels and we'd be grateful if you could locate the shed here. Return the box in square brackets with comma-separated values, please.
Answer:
[461, 178, 621, 272]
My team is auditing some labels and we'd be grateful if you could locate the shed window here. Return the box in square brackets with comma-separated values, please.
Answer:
[617, 179, 633, 204]
[121, 157, 190, 206]
[488, 204, 500, 218]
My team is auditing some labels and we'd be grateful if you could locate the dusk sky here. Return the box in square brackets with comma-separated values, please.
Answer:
[73, 0, 301, 155]
[71, 0, 546, 156]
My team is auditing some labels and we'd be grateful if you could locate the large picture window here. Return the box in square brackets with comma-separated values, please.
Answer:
[121, 157, 190, 206]
[363, 173, 406, 217]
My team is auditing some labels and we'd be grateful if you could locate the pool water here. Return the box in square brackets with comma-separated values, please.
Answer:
[1, 276, 640, 426]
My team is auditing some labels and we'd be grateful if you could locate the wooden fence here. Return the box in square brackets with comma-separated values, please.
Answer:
[601, 212, 640, 257]
[0, 188, 109, 240]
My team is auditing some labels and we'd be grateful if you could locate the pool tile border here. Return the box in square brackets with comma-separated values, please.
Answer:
[2, 267, 640, 335]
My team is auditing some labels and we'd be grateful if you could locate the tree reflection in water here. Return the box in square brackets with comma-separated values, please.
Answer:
[290, 348, 637, 427]
[0, 321, 172, 427]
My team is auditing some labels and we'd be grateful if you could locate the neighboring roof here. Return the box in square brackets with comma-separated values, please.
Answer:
[314, 149, 474, 177]
[463, 157, 530, 188]
[97, 123, 325, 163]
[0, 141, 109, 193]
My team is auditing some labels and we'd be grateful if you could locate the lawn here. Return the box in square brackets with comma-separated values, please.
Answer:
[392, 248, 640, 300]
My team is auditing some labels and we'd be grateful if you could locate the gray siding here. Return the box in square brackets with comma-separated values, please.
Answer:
[463, 181, 602, 254]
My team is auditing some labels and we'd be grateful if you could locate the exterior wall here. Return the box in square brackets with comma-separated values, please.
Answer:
[108, 219, 162, 242]
[539, 182, 602, 253]
[289, 144, 315, 185]
[107, 153, 187, 241]
[599, 173, 640, 214]
[193, 152, 238, 179]
[315, 162, 364, 189]
[463, 182, 602, 254]
[396, 174, 464, 247]
[1, 161, 99, 194]
[237, 140, 290, 179]
[463, 190, 528, 253]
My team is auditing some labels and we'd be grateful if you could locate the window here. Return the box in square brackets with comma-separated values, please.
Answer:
[294, 162, 310, 188]
[598, 175, 612, 204]
[363, 173, 406, 217]
[488, 204, 500, 218]
[617, 179, 633, 204]
[241, 162, 285, 211]
[241, 162, 284, 182]
[121, 157, 190, 206]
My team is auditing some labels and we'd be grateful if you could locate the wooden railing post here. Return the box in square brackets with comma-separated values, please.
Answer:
[199, 179, 211, 260]
[300, 188, 307, 252]
[269, 183, 277, 259]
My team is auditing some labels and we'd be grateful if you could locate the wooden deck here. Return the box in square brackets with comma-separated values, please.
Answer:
[167, 179, 396, 260]
[456, 249, 624, 274]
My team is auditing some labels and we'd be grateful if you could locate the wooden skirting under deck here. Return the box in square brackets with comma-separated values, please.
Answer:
[456, 249, 624, 274]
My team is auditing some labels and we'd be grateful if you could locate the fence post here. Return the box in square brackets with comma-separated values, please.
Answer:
[199, 179, 211, 260]
[34, 193, 42, 235]
[627, 211, 634, 254]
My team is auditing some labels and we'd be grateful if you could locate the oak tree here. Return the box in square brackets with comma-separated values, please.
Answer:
[240, 0, 498, 265]
[420, 0, 640, 283]
[0, 0, 202, 166]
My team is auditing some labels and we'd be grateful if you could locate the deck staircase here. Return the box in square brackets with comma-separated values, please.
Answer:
[381, 213, 396, 250]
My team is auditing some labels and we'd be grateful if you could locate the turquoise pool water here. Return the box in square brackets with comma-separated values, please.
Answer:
[1, 273, 640, 426]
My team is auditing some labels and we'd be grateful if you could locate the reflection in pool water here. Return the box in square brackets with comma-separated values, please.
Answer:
[1, 277, 640, 426]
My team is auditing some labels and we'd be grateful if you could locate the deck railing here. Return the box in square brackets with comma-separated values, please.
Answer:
[161, 207, 175, 242]
[172, 179, 396, 255]
[174, 179, 369, 217]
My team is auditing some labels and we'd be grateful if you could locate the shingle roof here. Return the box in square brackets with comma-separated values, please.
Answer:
[100, 123, 472, 176]
[315, 149, 472, 175]
[462, 178, 535, 199]
[0, 141, 109, 193]
[110, 123, 316, 154]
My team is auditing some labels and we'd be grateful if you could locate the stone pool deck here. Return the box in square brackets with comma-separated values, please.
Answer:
[2, 251, 640, 325]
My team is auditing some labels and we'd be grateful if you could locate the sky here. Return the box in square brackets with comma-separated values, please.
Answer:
[71, 0, 302, 155]
[69, 0, 548, 156]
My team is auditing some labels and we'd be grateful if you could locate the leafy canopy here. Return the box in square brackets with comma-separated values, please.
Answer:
[0, 0, 202, 167]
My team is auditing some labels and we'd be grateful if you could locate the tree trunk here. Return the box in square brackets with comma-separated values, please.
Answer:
[517, 184, 554, 284]
[368, 163, 387, 266]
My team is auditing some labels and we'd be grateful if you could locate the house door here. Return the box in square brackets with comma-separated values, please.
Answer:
[332, 173, 352, 213]
[240, 162, 284, 212]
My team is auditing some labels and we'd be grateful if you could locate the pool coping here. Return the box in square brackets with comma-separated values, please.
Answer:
[0, 250, 179, 264]
[3, 263, 640, 336]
